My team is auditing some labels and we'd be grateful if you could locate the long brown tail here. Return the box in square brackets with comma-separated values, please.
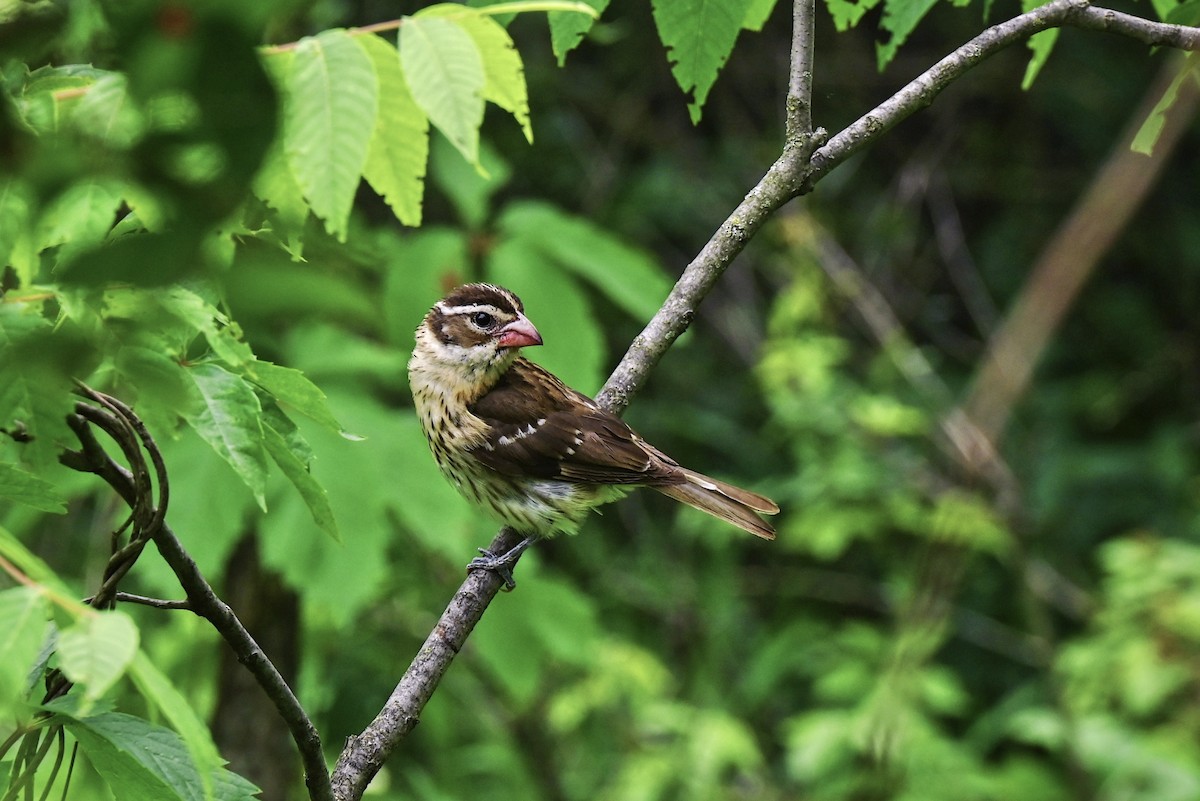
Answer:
[656, 470, 778, 540]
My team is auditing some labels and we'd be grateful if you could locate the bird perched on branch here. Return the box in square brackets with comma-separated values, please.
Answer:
[408, 283, 778, 588]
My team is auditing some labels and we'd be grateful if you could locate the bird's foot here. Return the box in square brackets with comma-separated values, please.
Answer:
[466, 536, 536, 591]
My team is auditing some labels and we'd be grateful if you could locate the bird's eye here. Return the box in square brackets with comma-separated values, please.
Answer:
[471, 311, 495, 328]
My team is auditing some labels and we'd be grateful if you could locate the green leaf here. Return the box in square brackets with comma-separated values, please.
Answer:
[651, 0, 754, 123]
[127, 652, 222, 801]
[262, 408, 341, 542]
[37, 179, 126, 257]
[423, 5, 533, 142]
[358, 32, 429, 227]
[58, 610, 140, 705]
[402, 13, 486, 166]
[1021, 28, 1059, 90]
[245, 359, 352, 437]
[63, 711, 258, 801]
[496, 201, 672, 321]
[549, 0, 609, 64]
[823, 0, 883, 30]
[0, 180, 36, 286]
[0, 305, 89, 468]
[70, 72, 144, 148]
[0, 461, 67, 513]
[285, 29, 379, 241]
[0, 586, 49, 719]
[742, 0, 778, 29]
[1132, 54, 1200, 155]
[183, 363, 269, 510]
[875, 0, 939, 69]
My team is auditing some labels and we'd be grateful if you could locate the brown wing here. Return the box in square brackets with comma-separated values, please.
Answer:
[467, 358, 683, 486]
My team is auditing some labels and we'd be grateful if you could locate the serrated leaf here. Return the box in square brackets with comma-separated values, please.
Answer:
[58, 611, 139, 705]
[127, 652, 221, 801]
[497, 201, 672, 321]
[549, 0, 609, 64]
[651, 0, 753, 123]
[875, 0, 938, 69]
[0, 461, 67, 513]
[285, 29, 379, 241]
[422, 5, 532, 142]
[245, 359, 353, 437]
[262, 413, 341, 542]
[64, 712, 258, 801]
[183, 364, 269, 510]
[358, 33, 429, 226]
[1021, 28, 1058, 90]
[742, 0, 777, 29]
[401, 14, 486, 166]
[823, 0, 883, 30]
[0, 587, 50, 719]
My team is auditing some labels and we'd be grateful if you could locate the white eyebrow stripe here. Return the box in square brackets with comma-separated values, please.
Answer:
[436, 302, 507, 316]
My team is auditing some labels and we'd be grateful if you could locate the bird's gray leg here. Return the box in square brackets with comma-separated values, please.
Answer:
[467, 535, 538, 591]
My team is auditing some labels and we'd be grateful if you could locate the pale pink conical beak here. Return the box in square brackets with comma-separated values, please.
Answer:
[496, 314, 543, 349]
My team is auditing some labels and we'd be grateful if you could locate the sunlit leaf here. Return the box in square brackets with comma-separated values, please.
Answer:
[0, 586, 49, 719]
[285, 29, 379, 241]
[358, 32, 429, 226]
[58, 610, 139, 705]
[401, 14, 485, 166]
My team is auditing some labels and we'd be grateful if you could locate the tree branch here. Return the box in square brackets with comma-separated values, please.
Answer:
[60, 404, 334, 801]
[330, 1, 1200, 797]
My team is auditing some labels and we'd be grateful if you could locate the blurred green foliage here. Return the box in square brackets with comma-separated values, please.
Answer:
[2, 0, 1200, 798]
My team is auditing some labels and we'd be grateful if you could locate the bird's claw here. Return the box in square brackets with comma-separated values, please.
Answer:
[465, 536, 536, 592]
[467, 548, 518, 591]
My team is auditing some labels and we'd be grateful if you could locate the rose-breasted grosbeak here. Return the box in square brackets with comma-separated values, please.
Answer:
[408, 283, 777, 586]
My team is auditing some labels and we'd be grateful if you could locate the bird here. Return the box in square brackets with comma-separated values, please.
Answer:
[408, 282, 778, 588]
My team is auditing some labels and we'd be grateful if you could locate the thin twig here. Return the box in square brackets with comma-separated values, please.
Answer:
[60, 408, 333, 801]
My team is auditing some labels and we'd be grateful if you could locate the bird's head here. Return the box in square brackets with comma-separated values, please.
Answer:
[413, 283, 543, 381]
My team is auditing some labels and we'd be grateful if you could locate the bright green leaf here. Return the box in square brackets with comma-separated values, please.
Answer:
[549, 0, 609, 63]
[358, 32, 430, 226]
[0, 461, 67, 513]
[402, 14, 486, 166]
[37, 179, 125, 258]
[1021, 29, 1059, 90]
[286, 29, 379, 241]
[875, 0, 939, 69]
[58, 610, 140, 705]
[423, 5, 533, 142]
[0, 180, 35, 286]
[651, 0, 754, 123]
[0, 586, 49, 719]
[183, 363, 269, 510]
[824, 0, 883, 30]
